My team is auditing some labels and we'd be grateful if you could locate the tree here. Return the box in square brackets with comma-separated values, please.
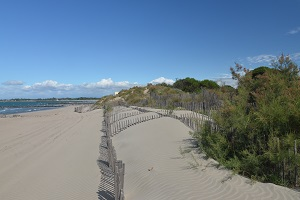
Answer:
[251, 66, 270, 79]
[173, 77, 201, 93]
[173, 78, 220, 92]
[272, 54, 299, 81]
[199, 79, 220, 89]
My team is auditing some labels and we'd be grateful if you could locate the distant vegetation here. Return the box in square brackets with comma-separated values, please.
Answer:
[94, 78, 224, 109]
[95, 54, 300, 187]
[173, 77, 220, 93]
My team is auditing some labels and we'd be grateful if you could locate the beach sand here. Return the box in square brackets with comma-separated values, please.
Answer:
[112, 108, 300, 200]
[1, 105, 299, 200]
[0, 106, 102, 200]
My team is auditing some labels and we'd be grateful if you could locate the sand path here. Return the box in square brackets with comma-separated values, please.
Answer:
[112, 108, 300, 200]
[0, 106, 102, 200]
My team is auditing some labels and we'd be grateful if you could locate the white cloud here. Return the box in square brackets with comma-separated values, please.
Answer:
[291, 52, 300, 61]
[214, 74, 238, 88]
[6, 78, 140, 99]
[287, 27, 300, 35]
[149, 77, 175, 85]
[82, 78, 134, 89]
[82, 78, 113, 89]
[2, 80, 24, 86]
[247, 54, 276, 64]
[247, 53, 300, 65]
[23, 80, 73, 91]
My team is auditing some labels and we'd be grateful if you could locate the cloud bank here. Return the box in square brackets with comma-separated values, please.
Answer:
[19, 78, 137, 98]
[0, 77, 170, 99]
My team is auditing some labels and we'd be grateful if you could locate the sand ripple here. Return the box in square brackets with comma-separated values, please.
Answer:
[0, 107, 102, 200]
[112, 108, 300, 200]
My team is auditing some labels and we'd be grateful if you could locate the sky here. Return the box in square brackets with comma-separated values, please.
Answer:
[0, 0, 300, 99]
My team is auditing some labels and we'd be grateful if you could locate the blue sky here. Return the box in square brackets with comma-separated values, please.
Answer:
[0, 0, 299, 98]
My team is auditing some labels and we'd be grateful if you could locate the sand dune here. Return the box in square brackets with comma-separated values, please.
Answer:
[112, 108, 300, 200]
[0, 106, 102, 200]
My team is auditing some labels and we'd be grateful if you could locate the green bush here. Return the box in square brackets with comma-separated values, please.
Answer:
[195, 54, 300, 187]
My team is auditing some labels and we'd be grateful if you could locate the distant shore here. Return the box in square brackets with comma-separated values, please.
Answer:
[0, 99, 97, 115]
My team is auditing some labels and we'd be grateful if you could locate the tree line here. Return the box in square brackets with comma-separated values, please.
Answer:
[154, 77, 222, 93]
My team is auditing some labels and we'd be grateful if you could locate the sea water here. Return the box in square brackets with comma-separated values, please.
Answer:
[0, 100, 96, 115]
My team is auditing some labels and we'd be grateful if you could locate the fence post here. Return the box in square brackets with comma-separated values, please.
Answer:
[120, 189, 125, 200]
[114, 165, 120, 200]
[295, 140, 298, 187]
[121, 163, 125, 190]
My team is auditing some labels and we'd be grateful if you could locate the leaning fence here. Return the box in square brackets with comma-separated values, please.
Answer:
[102, 96, 300, 188]
[100, 105, 216, 200]
[102, 108, 125, 200]
[106, 106, 212, 137]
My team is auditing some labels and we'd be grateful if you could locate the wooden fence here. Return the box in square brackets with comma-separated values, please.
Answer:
[74, 105, 92, 113]
[107, 106, 212, 137]
[103, 108, 125, 200]
[101, 105, 216, 200]
[103, 100, 300, 188]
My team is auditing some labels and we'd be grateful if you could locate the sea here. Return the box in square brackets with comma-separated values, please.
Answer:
[0, 100, 97, 115]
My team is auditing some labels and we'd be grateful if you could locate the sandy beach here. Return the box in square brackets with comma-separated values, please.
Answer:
[0, 106, 102, 200]
[111, 107, 300, 200]
[1, 105, 299, 200]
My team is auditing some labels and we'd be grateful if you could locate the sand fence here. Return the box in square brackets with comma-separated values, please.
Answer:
[98, 106, 300, 200]
[98, 105, 213, 200]
[98, 107, 126, 200]
[106, 106, 210, 136]
[74, 104, 93, 113]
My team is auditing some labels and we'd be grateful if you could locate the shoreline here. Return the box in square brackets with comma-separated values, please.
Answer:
[0, 99, 97, 116]
[0, 107, 60, 117]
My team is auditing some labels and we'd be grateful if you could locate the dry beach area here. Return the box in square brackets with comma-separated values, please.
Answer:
[0, 106, 299, 200]
[0, 106, 102, 200]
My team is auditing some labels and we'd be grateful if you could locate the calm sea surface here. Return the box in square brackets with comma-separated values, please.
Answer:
[0, 100, 96, 115]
